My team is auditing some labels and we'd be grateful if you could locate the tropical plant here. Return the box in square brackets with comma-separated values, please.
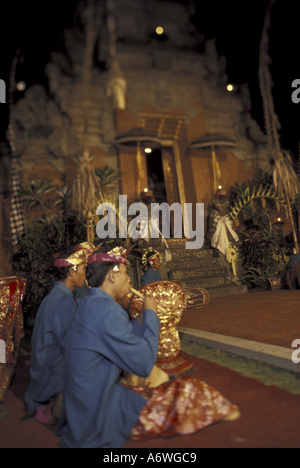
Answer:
[228, 170, 290, 289]
[53, 184, 72, 212]
[240, 228, 288, 289]
[242, 266, 272, 289]
[12, 212, 87, 331]
[95, 165, 121, 189]
[229, 182, 287, 227]
[20, 179, 54, 216]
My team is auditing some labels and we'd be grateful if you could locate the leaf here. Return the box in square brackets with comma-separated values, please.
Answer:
[95, 165, 122, 187]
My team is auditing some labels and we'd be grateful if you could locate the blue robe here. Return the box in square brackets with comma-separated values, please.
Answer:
[25, 282, 77, 413]
[141, 267, 161, 287]
[46, 276, 90, 301]
[59, 288, 160, 448]
[287, 253, 300, 269]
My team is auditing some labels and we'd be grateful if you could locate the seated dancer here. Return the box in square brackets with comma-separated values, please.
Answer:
[60, 246, 240, 448]
[59, 246, 160, 448]
[24, 247, 88, 424]
[141, 248, 162, 286]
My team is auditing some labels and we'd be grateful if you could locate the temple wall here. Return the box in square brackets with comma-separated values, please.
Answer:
[0, 0, 273, 272]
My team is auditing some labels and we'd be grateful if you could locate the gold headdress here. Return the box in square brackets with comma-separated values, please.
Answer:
[87, 246, 129, 267]
[141, 247, 161, 271]
[54, 249, 88, 269]
[75, 242, 95, 254]
[108, 246, 130, 258]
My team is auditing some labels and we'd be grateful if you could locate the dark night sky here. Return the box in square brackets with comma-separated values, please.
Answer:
[1, 0, 300, 158]
[195, 0, 300, 159]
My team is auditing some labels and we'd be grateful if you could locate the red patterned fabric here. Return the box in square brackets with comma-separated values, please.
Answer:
[0, 276, 26, 401]
[128, 375, 239, 440]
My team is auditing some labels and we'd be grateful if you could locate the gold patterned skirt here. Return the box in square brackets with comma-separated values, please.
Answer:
[128, 375, 239, 440]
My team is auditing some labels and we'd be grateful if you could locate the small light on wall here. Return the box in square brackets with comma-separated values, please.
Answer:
[275, 217, 284, 226]
[16, 81, 26, 91]
[218, 184, 223, 190]
[156, 26, 164, 35]
[144, 188, 148, 193]
[226, 84, 234, 92]
[144, 147, 152, 154]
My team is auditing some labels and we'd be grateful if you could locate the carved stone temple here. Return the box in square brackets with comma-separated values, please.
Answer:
[0, 0, 271, 295]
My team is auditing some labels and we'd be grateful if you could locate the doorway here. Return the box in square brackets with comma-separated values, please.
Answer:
[145, 147, 181, 239]
[145, 149, 167, 204]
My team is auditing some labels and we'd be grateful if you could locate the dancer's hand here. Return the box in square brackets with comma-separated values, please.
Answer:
[144, 296, 158, 314]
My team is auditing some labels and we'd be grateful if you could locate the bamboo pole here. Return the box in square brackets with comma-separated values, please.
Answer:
[259, 0, 299, 253]
[130, 287, 165, 313]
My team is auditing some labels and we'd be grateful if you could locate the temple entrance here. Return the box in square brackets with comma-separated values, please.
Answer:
[145, 147, 181, 238]
[146, 149, 167, 204]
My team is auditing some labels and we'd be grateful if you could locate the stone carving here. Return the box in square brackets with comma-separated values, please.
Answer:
[106, 62, 127, 110]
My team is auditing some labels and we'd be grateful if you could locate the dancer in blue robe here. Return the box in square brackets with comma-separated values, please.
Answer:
[24, 248, 88, 418]
[59, 247, 160, 448]
[45, 242, 94, 301]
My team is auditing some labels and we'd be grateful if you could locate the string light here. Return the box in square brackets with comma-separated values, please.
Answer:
[226, 84, 234, 92]
[144, 147, 152, 154]
[16, 81, 26, 91]
[156, 26, 164, 35]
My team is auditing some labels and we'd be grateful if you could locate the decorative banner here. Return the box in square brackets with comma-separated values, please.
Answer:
[10, 157, 25, 245]
[226, 243, 239, 277]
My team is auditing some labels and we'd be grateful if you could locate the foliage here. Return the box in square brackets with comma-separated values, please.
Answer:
[229, 170, 287, 224]
[95, 165, 122, 189]
[20, 179, 54, 216]
[229, 170, 289, 289]
[12, 165, 129, 331]
[241, 236, 288, 289]
[12, 212, 87, 330]
[13, 176, 88, 331]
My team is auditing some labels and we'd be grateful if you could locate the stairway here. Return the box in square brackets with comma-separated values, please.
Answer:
[157, 239, 247, 298]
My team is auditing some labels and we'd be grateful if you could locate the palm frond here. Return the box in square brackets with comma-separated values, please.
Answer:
[273, 150, 300, 201]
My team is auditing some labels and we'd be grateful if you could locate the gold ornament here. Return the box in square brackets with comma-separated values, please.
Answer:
[129, 281, 186, 359]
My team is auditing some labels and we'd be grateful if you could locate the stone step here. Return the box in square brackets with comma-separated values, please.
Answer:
[178, 327, 299, 373]
[166, 250, 234, 279]
[205, 284, 248, 298]
[168, 255, 225, 269]
[169, 245, 213, 255]
[164, 244, 231, 268]
[150, 241, 248, 298]
[169, 266, 230, 280]
[176, 277, 247, 298]
[175, 274, 239, 290]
